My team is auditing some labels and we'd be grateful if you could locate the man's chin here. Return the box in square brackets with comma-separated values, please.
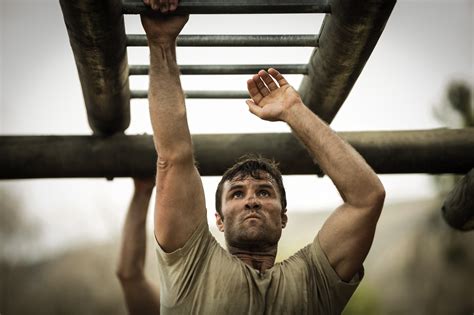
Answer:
[225, 224, 281, 247]
[237, 229, 276, 245]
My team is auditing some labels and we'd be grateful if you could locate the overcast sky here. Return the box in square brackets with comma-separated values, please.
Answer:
[0, 0, 472, 261]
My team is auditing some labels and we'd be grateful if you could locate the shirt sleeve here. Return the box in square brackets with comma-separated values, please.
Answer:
[154, 216, 211, 308]
[308, 235, 364, 314]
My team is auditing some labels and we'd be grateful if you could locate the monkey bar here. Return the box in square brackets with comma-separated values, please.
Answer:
[59, 0, 130, 135]
[126, 34, 319, 47]
[1, 129, 473, 179]
[59, 0, 396, 134]
[130, 90, 249, 99]
[128, 64, 309, 76]
[298, 0, 396, 123]
[122, 0, 331, 14]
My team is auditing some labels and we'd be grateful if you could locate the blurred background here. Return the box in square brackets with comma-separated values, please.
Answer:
[1, 0, 473, 314]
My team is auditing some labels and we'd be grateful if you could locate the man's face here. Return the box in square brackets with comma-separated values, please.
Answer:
[216, 172, 287, 250]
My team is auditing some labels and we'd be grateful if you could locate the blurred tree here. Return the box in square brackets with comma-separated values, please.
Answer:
[433, 81, 473, 194]
[399, 81, 474, 314]
[0, 188, 37, 314]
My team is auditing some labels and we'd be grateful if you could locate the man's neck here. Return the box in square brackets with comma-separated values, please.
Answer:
[227, 245, 277, 273]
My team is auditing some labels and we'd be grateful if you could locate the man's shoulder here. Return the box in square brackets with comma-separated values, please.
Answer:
[155, 216, 214, 262]
[279, 243, 315, 264]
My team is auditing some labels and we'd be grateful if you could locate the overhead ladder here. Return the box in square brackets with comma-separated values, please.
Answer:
[1, 0, 473, 179]
[1, 0, 472, 233]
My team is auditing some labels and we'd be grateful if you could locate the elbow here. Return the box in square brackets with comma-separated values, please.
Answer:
[350, 180, 385, 217]
[366, 183, 386, 214]
[169, 146, 195, 165]
[157, 143, 195, 170]
[346, 178, 386, 212]
[116, 267, 144, 283]
[375, 186, 386, 208]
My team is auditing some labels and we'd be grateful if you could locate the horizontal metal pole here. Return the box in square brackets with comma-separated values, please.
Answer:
[59, 0, 130, 135]
[131, 90, 249, 99]
[299, 0, 397, 123]
[129, 64, 308, 75]
[122, 0, 331, 14]
[126, 34, 319, 47]
[1, 129, 473, 179]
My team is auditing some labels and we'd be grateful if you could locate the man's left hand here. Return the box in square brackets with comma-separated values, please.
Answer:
[246, 68, 304, 123]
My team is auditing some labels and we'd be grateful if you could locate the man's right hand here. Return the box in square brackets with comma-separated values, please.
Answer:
[143, 0, 179, 13]
[141, 0, 188, 44]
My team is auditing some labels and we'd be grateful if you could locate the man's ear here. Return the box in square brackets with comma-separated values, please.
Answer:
[281, 209, 288, 229]
[215, 212, 224, 232]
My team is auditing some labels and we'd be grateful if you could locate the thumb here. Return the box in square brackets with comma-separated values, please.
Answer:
[246, 100, 262, 118]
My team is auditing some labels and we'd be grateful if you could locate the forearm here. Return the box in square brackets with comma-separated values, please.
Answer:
[289, 104, 384, 280]
[148, 41, 193, 162]
[117, 190, 152, 280]
[286, 104, 384, 209]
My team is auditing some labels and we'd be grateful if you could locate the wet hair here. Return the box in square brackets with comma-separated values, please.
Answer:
[215, 154, 287, 217]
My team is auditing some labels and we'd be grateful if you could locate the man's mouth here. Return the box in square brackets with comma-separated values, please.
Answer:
[244, 214, 261, 221]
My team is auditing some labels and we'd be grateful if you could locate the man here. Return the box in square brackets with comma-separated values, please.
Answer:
[142, 2, 385, 313]
[116, 178, 160, 315]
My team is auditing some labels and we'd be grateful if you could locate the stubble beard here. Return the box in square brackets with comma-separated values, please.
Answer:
[224, 219, 282, 251]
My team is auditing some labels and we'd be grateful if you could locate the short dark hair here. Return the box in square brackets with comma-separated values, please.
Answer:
[215, 154, 287, 217]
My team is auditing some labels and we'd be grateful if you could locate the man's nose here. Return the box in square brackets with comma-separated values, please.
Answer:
[245, 196, 261, 210]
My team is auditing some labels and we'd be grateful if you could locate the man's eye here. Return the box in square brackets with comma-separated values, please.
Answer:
[232, 191, 243, 198]
[258, 190, 270, 197]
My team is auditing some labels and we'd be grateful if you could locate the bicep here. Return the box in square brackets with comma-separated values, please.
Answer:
[120, 278, 160, 315]
[154, 159, 207, 252]
[318, 203, 380, 281]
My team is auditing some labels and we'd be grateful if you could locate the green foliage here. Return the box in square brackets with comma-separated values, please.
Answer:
[342, 283, 380, 315]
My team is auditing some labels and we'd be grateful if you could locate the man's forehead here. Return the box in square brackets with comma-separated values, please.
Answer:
[225, 172, 277, 187]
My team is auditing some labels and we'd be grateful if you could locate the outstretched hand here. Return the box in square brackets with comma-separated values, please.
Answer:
[141, 0, 188, 44]
[143, 0, 179, 13]
[246, 68, 303, 122]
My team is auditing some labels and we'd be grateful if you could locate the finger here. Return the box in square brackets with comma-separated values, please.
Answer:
[259, 69, 278, 91]
[253, 74, 270, 97]
[144, 0, 150, 5]
[159, 0, 169, 12]
[169, 0, 178, 11]
[247, 78, 264, 105]
[268, 68, 288, 87]
[149, 0, 159, 10]
[246, 100, 263, 118]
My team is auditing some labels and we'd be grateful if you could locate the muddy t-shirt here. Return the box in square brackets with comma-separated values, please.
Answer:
[155, 218, 363, 314]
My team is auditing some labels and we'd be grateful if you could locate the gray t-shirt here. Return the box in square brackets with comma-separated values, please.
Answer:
[156, 218, 363, 314]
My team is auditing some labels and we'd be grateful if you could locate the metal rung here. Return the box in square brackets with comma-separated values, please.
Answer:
[129, 64, 308, 75]
[127, 34, 319, 47]
[122, 0, 331, 14]
[131, 90, 249, 99]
